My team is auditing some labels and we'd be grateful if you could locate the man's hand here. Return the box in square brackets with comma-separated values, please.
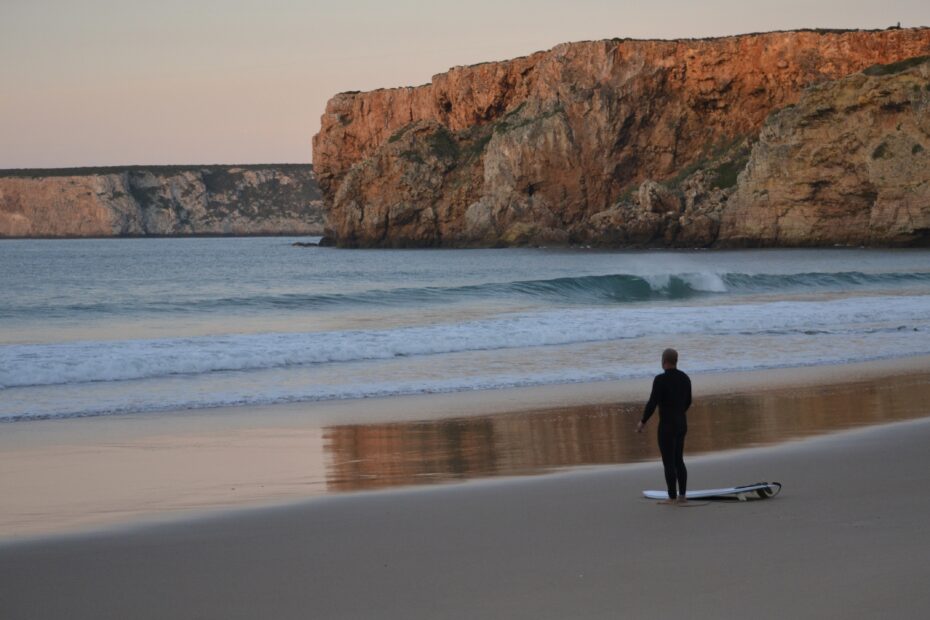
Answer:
[635, 420, 645, 434]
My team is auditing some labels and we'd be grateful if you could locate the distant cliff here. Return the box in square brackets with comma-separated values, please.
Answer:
[312, 28, 930, 247]
[0, 164, 323, 238]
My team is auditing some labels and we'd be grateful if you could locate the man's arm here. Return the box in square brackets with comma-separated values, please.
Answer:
[637, 376, 661, 432]
[684, 375, 692, 412]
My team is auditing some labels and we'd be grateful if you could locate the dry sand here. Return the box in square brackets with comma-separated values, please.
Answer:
[2, 355, 930, 619]
[2, 417, 930, 619]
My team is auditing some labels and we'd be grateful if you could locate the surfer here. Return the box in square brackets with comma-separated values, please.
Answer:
[636, 348, 692, 505]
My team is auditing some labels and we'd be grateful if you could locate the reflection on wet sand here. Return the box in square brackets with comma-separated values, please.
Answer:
[325, 373, 930, 492]
[3, 370, 928, 539]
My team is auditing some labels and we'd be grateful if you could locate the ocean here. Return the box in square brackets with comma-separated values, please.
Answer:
[1, 238, 929, 422]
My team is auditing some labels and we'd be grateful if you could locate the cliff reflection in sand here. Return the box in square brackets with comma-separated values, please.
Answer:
[324, 373, 930, 492]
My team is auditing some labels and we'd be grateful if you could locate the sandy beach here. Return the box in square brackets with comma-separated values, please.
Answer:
[2, 357, 930, 618]
[3, 414, 930, 619]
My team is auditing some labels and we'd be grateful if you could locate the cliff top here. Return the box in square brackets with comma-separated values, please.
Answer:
[0, 163, 313, 179]
[334, 26, 930, 96]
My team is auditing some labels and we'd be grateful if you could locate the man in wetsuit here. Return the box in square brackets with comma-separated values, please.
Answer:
[636, 348, 692, 504]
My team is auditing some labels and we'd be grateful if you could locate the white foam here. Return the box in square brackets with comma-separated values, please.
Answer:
[3, 330, 929, 422]
[1, 294, 928, 390]
[680, 272, 729, 293]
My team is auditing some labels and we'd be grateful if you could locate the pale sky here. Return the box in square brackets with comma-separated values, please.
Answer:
[1, 0, 927, 169]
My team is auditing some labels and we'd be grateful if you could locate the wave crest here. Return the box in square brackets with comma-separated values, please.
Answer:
[10, 270, 927, 318]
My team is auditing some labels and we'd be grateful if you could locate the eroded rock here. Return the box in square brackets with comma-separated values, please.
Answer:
[313, 28, 930, 247]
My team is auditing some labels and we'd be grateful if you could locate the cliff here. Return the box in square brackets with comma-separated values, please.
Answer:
[0, 164, 323, 238]
[720, 56, 930, 246]
[312, 28, 930, 247]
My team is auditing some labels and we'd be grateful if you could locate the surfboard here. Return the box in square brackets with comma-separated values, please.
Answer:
[642, 482, 782, 502]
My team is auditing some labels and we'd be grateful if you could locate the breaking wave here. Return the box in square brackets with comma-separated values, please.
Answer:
[5, 270, 929, 318]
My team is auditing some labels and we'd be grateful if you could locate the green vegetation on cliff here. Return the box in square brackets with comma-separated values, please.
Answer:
[864, 55, 930, 76]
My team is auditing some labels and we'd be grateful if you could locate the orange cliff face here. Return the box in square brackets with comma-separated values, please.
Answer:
[312, 28, 930, 247]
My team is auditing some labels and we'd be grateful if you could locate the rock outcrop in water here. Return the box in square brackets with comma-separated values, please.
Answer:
[312, 28, 930, 247]
[0, 165, 323, 238]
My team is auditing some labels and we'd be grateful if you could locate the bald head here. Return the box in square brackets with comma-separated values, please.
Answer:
[662, 348, 678, 369]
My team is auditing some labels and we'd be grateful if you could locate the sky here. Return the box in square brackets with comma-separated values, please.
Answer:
[1, 0, 927, 169]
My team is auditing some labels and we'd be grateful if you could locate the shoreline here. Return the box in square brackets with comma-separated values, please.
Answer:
[1, 354, 929, 540]
[10, 353, 928, 433]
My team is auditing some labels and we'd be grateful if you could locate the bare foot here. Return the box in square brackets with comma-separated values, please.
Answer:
[657, 499, 678, 505]
[676, 497, 689, 505]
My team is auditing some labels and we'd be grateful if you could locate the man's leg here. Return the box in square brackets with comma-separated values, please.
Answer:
[674, 430, 687, 501]
[657, 432, 677, 500]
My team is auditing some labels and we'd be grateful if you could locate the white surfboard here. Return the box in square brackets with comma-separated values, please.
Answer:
[643, 482, 782, 502]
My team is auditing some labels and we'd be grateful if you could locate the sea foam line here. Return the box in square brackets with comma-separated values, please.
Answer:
[4, 349, 929, 423]
[1, 294, 928, 389]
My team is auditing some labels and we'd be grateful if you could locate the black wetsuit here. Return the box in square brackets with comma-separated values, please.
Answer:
[641, 368, 692, 499]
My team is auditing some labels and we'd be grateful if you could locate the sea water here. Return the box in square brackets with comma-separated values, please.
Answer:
[1, 238, 928, 422]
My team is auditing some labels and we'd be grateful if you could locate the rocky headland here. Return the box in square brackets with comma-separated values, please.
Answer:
[312, 28, 930, 247]
[0, 164, 323, 238]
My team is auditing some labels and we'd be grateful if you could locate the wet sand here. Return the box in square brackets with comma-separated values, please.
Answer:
[3, 414, 930, 619]
[1, 355, 929, 538]
[2, 356, 930, 619]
